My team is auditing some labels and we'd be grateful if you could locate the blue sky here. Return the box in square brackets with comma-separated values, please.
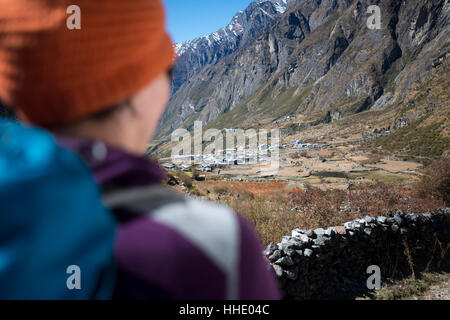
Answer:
[163, 0, 253, 43]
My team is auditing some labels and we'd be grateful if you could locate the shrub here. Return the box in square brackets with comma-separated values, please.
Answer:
[233, 187, 255, 201]
[213, 184, 229, 195]
[0, 102, 15, 119]
[415, 157, 450, 205]
[231, 183, 445, 245]
[179, 172, 193, 189]
[189, 166, 201, 181]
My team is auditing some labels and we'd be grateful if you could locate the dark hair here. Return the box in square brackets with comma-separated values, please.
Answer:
[0, 100, 15, 120]
[168, 67, 174, 83]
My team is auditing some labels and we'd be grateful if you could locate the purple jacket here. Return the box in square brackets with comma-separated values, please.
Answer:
[57, 136, 280, 300]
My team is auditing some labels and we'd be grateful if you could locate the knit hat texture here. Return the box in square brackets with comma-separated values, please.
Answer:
[0, 0, 175, 126]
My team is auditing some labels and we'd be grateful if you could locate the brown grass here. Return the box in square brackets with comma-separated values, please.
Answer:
[415, 157, 450, 205]
[184, 158, 448, 245]
[359, 272, 450, 300]
[196, 180, 289, 198]
[228, 183, 444, 245]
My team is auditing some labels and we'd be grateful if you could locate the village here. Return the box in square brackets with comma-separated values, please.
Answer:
[161, 137, 328, 174]
[160, 126, 422, 192]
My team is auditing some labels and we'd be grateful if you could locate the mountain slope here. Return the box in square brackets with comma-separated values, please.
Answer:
[153, 0, 449, 158]
[157, 0, 297, 139]
[171, 0, 295, 93]
[207, 0, 448, 128]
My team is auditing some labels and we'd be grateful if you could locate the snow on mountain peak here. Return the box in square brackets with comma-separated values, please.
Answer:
[174, 0, 293, 56]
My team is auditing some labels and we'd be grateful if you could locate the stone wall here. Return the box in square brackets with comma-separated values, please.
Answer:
[265, 208, 450, 299]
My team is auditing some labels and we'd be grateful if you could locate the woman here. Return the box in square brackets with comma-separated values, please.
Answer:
[0, 0, 280, 300]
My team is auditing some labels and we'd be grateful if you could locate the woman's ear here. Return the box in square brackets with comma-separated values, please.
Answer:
[168, 67, 174, 83]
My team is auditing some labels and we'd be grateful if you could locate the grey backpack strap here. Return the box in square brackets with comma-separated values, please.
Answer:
[102, 185, 186, 214]
[104, 184, 241, 300]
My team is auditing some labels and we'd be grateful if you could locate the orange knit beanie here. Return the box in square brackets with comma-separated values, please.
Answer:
[0, 0, 175, 126]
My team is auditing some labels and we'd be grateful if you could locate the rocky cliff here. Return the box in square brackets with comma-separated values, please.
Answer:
[171, 0, 295, 93]
[155, 0, 449, 147]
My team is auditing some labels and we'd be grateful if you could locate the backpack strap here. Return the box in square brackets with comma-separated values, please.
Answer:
[103, 184, 241, 300]
[102, 185, 185, 213]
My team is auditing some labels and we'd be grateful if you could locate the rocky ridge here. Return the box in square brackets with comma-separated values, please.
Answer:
[155, 0, 449, 151]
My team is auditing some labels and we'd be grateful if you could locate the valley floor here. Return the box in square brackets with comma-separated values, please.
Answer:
[163, 114, 448, 300]
[165, 126, 448, 245]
